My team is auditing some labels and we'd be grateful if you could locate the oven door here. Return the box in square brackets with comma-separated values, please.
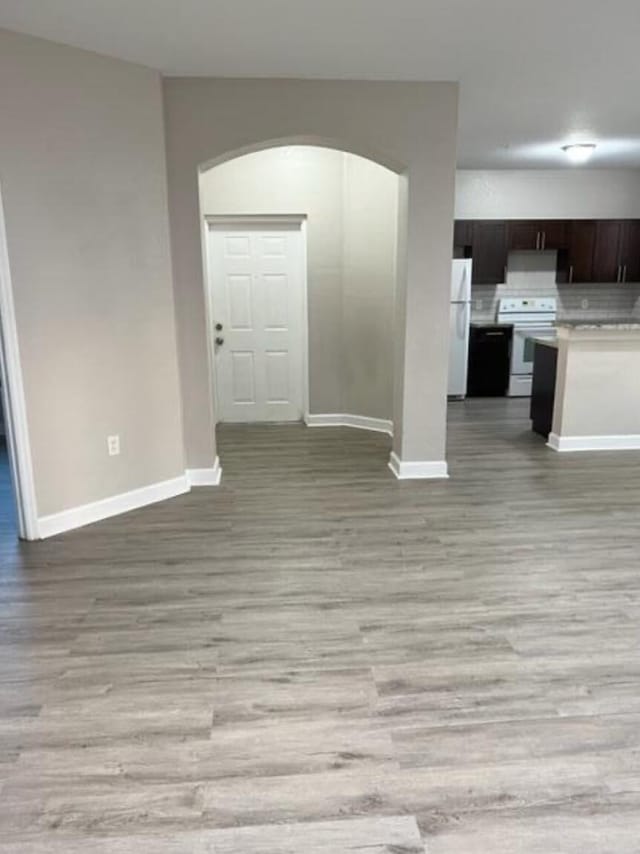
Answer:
[511, 326, 555, 375]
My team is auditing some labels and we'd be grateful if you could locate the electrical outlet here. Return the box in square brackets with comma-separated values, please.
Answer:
[581, 298, 589, 309]
[476, 298, 484, 310]
[107, 435, 120, 456]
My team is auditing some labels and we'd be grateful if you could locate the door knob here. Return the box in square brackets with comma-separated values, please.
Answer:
[215, 337, 224, 346]
[215, 322, 223, 331]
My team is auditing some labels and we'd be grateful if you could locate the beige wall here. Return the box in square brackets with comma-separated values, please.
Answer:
[456, 169, 640, 219]
[342, 154, 398, 420]
[164, 78, 458, 466]
[200, 146, 398, 420]
[552, 329, 640, 439]
[0, 29, 184, 517]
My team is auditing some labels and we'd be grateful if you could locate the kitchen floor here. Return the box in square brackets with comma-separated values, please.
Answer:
[1, 398, 639, 853]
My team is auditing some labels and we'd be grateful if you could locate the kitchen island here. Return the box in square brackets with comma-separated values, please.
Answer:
[531, 321, 640, 451]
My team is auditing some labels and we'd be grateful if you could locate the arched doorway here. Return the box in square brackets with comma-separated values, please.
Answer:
[163, 79, 458, 483]
[198, 143, 403, 477]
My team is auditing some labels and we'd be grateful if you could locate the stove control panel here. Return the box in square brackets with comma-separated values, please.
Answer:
[498, 297, 557, 314]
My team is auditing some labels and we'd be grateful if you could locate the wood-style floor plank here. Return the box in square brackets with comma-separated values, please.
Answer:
[1, 399, 640, 851]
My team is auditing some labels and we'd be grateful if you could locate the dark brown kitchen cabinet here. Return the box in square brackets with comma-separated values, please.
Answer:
[539, 221, 568, 250]
[508, 221, 541, 251]
[470, 221, 508, 284]
[508, 221, 568, 252]
[557, 220, 640, 284]
[455, 217, 640, 286]
[453, 220, 473, 249]
[618, 220, 640, 282]
[592, 221, 623, 283]
[557, 221, 596, 284]
[587, 220, 640, 283]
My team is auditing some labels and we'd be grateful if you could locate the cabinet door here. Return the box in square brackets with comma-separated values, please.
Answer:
[508, 221, 542, 251]
[508, 221, 568, 252]
[619, 220, 640, 282]
[471, 221, 508, 285]
[467, 326, 511, 397]
[592, 221, 623, 283]
[540, 221, 568, 250]
[558, 221, 596, 284]
[454, 220, 473, 249]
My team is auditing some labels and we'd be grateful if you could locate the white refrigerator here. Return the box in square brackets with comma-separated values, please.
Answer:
[448, 259, 472, 398]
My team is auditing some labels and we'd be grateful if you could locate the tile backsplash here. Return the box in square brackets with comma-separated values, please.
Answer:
[471, 251, 640, 322]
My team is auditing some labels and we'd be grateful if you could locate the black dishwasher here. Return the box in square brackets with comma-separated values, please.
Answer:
[467, 324, 513, 397]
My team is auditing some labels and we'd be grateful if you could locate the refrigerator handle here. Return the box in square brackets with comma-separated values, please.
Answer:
[452, 260, 472, 303]
[456, 300, 469, 339]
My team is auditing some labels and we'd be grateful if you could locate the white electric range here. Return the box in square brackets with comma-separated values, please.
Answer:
[497, 297, 557, 396]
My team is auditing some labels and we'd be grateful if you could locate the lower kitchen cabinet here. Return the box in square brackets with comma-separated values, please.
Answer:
[530, 341, 558, 438]
[467, 324, 513, 397]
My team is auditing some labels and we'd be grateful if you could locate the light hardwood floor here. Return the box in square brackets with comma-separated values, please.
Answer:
[1, 398, 640, 852]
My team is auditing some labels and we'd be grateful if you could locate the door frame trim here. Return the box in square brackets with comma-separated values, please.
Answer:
[0, 181, 39, 539]
[203, 215, 310, 425]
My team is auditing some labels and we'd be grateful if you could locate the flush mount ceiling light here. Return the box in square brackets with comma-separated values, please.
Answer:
[562, 143, 597, 164]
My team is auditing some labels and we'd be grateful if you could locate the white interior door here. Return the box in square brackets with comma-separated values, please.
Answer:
[208, 222, 305, 423]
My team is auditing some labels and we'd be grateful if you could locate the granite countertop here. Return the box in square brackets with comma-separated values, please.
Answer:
[469, 321, 513, 328]
[556, 318, 640, 330]
[529, 336, 558, 348]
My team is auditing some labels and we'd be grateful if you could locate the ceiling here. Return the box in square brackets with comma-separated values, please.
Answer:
[2, 0, 640, 168]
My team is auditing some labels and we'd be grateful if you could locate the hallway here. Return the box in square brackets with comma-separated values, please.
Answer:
[1, 400, 639, 852]
[0, 438, 17, 552]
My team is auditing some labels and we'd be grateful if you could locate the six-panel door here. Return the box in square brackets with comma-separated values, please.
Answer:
[208, 224, 304, 423]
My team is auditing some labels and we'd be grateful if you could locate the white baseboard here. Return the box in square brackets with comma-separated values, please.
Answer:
[388, 451, 449, 480]
[305, 413, 393, 436]
[38, 474, 190, 539]
[38, 458, 225, 539]
[548, 432, 640, 452]
[186, 457, 222, 486]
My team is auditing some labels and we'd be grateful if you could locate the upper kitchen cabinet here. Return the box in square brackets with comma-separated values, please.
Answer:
[453, 220, 473, 250]
[454, 220, 508, 285]
[456, 218, 640, 285]
[588, 220, 640, 283]
[557, 221, 596, 284]
[507, 221, 541, 251]
[508, 221, 568, 252]
[557, 220, 640, 284]
[471, 222, 508, 284]
[539, 221, 569, 250]
[617, 220, 640, 282]
[591, 220, 623, 283]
